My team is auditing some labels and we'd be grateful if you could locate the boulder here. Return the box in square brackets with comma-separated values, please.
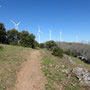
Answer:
[72, 67, 90, 87]
[64, 54, 75, 64]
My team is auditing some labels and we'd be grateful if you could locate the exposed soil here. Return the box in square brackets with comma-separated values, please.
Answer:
[13, 50, 46, 90]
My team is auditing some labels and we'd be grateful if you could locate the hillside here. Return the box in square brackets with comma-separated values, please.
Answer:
[57, 42, 90, 59]
[0, 44, 90, 90]
[40, 49, 90, 90]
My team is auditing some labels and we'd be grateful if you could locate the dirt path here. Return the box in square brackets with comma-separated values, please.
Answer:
[13, 50, 46, 90]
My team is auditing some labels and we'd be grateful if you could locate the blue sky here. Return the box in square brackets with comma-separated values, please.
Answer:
[0, 0, 90, 43]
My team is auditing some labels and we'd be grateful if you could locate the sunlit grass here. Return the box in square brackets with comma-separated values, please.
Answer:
[41, 50, 84, 90]
[71, 56, 90, 68]
[0, 44, 31, 90]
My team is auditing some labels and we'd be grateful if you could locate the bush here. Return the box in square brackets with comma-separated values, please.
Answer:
[52, 47, 63, 58]
[64, 50, 71, 55]
[39, 43, 45, 48]
[45, 41, 57, 51]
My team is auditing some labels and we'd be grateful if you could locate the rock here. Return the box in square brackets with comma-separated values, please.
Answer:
[50, 64, 53, 67]
[72, 67, 90, 87]
[61, 65, 65, 68]
[62, 69, 70, 74]
[64, 54, 75, 64]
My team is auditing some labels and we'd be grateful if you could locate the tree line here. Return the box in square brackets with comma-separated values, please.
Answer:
[0, 22, 64, 58]
[1, 22, 90, 64]
[0, 23, 38, 48]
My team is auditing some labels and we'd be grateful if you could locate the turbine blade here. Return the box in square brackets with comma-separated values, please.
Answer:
[10, 19, 16, 25]
[17, 22, 21, 25]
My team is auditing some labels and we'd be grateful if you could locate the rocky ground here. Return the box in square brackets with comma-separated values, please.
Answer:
[40, 49, 90, 90]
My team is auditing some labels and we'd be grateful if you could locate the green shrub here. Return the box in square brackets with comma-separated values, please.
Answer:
[39, 43, 45, 48]
[64, 50, 71, 55]
[52, 47, 63, 58]
[45, 41, 57, 51]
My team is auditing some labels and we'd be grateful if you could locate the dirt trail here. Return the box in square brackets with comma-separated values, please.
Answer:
[13, 50, 46, 90]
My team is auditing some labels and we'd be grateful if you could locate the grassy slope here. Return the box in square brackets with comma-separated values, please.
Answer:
[0, 44, 32, 90]
[71, 57, 90, 70]
[0, 45, 90, 90]
[41, 49, 90, 90]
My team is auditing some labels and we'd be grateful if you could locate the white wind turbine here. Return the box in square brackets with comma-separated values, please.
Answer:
[49, 30, 52, 40]
[76, 36, 79, 43]
[10, 19, 21, 30]
[60, 32, 62, 42]
[38, 25, 41, 44]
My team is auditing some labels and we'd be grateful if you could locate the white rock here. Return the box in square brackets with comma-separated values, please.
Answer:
[72, 67, 90, 87]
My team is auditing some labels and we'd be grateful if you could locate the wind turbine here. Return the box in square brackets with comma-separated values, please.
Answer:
[76, 36, 79, 43]
[10, 19, 21, 30]
[49, 30, 52, 40]
[60, 32, 62, 42]
[38, 25, 40, 44]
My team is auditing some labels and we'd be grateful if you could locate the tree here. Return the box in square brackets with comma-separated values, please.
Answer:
[19, 30, 29, 40]
[0, 23, 6, 43]
[20, 34, 36, 48]
[7, 29, 18, 45]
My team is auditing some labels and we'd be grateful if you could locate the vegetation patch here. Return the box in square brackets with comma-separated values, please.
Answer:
[41, 50, 86, 90]
[71, 56, 90, 69]
[0, 44, 31, 90]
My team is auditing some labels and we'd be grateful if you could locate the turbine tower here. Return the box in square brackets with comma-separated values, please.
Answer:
[49, 30, 52, 40]
[76, 36, 78, 43]
[10, 19, 21, 30]
[38, 25, 40, 44]
[60, 32, 62, 42]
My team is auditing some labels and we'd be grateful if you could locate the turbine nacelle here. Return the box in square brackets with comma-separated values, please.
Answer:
[10, 19, 21, 30]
